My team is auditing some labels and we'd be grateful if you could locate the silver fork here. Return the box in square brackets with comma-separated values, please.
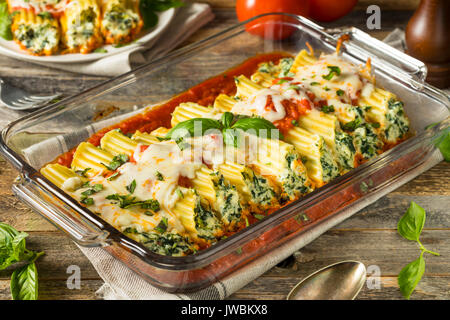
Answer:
[0, 77, 62, 111]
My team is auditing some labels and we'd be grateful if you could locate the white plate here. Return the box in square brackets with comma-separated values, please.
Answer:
[0, 8, 175, 64]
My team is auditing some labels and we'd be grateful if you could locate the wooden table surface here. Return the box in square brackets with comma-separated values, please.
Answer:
[0, 0, 449, 300]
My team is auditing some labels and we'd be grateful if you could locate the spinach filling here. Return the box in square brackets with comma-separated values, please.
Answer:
[212, 173, 242, 226]
[257, 57, 294, 77]
[67, 8, 96, 47]
[281, 153, 310, 199]
[194, 200, 222, 241]
[241, 171, 276, 206]
[383, 99, 410, 143]
[320, 142, 340, 182]
[335, 131, 356, 171]
[257, 61, 276, 74]
[15, 23, 58, 53]
[126, 228, 195, 256]
[278, 57, 295, 77]
[353, 123, 383, 159]
[104, 5, 139, 34]
[342, 106, 383, 160]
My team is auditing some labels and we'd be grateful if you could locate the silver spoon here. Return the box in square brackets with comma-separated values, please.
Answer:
[287, 261, 366, 300]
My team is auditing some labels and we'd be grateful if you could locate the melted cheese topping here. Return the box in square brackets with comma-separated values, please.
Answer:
[232, 88, 286, 122]
[66, 141, 207, 235]
[295, 53, 371, 103]
[118, 141, 200, 209]
[231, 82, 312, 123]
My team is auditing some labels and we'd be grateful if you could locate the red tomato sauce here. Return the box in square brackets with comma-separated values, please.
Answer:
[54, 52, 291, 167]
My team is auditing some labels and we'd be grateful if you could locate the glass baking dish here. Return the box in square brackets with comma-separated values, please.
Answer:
[1, 14, 449, 293]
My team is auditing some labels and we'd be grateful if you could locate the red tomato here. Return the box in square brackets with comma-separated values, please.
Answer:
[236, 0, 310, 40]
[309, 0, 357, 22]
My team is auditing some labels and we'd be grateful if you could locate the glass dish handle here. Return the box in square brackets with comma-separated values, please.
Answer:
[12, 176, 110, 247]
[324, 27, 428, 85]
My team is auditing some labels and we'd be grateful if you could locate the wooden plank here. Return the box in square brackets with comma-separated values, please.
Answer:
[0, 229, 447, 282]
[0, 279, 101, 300]
[229, 276, 449, 300]
[335, 194, 450, 229]
[1, 275, 447, 300]
[264, 229, 449, 278]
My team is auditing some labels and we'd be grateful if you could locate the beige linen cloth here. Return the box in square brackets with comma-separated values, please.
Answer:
[18, 29, 446, 299]
[30, 2, 214, 76]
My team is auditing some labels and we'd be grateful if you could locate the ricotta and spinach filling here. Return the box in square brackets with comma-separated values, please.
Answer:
[334, 131, 357, 171]
[257, 57, 294, 78]
[241, 170, 277, 206]
[102, 4, 140, 38]
[319, 142, 340, 183]
[212, 172, 243, 227]
[194, 199, 223, 242]
[127, 229, 196, 257]
[353, 123, 383, 159]
[281, 153, 311, 200]
[383, 99, 410, 143]
[66, 8, 97, 49]
[15, 22, 59, 54]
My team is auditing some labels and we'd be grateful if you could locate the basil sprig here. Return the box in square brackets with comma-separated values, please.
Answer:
[0, 223, 44, 300]
[139, 0, 184, 29]
[163, 112, 283, 148]
[434, 128, 450, 162]
[397, 202, 440, 299]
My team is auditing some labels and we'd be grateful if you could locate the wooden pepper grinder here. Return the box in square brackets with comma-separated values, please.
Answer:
[405, 0, 450, 88]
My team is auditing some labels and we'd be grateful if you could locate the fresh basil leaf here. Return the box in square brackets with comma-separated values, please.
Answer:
[151, 0, 184, 11]
[232, 117, 283, 140]
[435, 130, 450, 162]
[398, 201, 426, 241]
[0, 223, 28, 270]
[397, 252, 425, 299]
[10, 262, 39, 300]
[336, 89, 345, 96]
[221, 112, 234, 128]
[0, 1, 12, 40]
[164, 118, 222, 141]
[223, 128, 240, 148]
[139, 0, 184, 29]
[139, 1, 159, 29]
